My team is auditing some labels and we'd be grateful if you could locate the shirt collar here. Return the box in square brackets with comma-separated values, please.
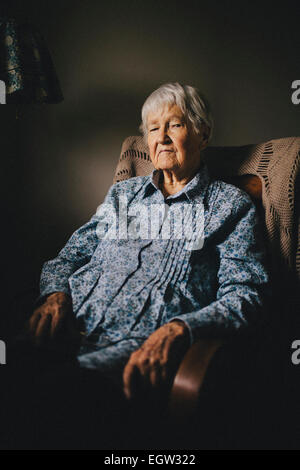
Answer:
[142, 161, 210, 202]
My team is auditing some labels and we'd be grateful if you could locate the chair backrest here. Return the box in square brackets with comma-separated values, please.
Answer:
[113, 135, 300, 294]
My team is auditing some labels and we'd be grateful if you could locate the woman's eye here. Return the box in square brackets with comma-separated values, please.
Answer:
[172, 124, 181, 128]
[150, 128, 158, 132]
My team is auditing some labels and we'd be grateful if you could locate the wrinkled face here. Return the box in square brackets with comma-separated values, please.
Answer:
[147, 103, 207, 175]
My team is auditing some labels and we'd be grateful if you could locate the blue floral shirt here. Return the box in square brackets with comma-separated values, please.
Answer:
[39, 163, 270, 386]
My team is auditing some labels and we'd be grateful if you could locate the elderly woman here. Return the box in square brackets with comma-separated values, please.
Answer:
[28, 82, 269, 405]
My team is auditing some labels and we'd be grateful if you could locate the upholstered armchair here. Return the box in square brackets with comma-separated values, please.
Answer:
[9, 134, 300, 449]
[114, 135, 300, 428]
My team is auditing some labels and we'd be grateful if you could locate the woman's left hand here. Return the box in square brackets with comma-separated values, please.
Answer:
[123, 321, 190, 402]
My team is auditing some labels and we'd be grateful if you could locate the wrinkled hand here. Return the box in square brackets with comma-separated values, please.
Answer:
[123, 321, 190, 403]
[27, 292, 81, 351]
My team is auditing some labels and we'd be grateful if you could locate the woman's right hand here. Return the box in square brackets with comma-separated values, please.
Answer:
[27, 292, 80, 349]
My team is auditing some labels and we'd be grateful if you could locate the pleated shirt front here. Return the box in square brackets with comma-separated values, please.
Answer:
[39, 163, 270, 379]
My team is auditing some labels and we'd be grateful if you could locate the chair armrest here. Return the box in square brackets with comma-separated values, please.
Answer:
[168, 339, 223, 420]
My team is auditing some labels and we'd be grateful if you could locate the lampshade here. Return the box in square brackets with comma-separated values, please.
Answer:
[0, 17, 63, 104]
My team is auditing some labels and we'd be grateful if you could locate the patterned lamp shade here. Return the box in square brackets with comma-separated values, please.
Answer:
[0, 18, 63, 104]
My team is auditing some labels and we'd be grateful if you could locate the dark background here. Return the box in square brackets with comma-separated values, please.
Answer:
[1, 1, 299, 331]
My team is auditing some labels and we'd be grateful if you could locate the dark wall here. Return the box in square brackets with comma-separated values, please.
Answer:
[1, 1, 300, 328]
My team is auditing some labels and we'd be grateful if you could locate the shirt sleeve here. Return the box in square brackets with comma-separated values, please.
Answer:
[38, 214, 102, 300]
[170, 192, 271, 345]
[38, 181, 120, 300]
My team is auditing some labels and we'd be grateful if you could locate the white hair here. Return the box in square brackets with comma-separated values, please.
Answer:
[139, 82, 214, 143]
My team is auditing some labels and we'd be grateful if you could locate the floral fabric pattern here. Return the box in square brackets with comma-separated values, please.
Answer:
[39, 163, 270, 385]
[0, 17, 63, 103]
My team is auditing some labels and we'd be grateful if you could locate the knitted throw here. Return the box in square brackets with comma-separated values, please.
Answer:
[113, 136, 300, 290]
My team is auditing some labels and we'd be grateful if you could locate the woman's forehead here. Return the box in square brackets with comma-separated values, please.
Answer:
[147, 103, 184, 124]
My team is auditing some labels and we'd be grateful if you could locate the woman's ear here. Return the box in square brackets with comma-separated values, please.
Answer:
[199, 123, 210, 150]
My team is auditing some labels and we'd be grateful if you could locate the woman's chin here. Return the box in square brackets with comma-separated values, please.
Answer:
[156, 156, 178, 171]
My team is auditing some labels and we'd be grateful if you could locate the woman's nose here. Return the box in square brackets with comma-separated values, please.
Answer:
[158, 127, 171, 143]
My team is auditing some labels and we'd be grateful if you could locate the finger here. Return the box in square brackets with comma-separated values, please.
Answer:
[158, 338, 189, 392]
[136, 351, 156, 391]
[125, 351, 157, 398]
[50, 309, 66, 339]
[148, 364, 170, 411]
[123, 357, 141, 400]
[35, 314, 52, 345]
[28, 311, 42, 335]
[144, 340, 177, 388]
[148, 358, 163, 389]
[132, 351, 164, 405]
